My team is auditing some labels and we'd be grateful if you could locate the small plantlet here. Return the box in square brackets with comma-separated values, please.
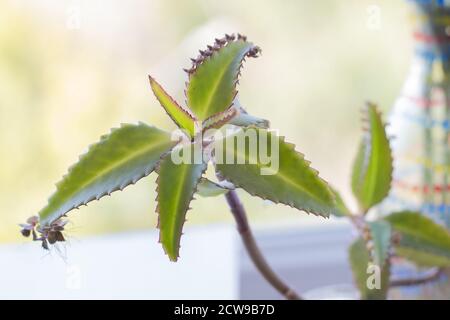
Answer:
[19, 216, 38, 239]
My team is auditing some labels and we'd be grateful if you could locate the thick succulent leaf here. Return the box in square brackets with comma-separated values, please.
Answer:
[385, 211, 450, 267]
[39, 123, 177, 226]
[149, 76, 196, 138]
[351, 103, 392, 212]
[215, 128, 337, 217]
[156, 144, 206, 261]
[185, 35, 260, 120]
[330, 187, 351, 217]
[368, 220, 391, 268]
[197, 178, 234, 197]
[349, 238, 390, 300]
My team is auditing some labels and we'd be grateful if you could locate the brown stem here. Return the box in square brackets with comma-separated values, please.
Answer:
[349, 215, 367, 234]
[224, 190, 302, 300]
[389, 267, 442, 287]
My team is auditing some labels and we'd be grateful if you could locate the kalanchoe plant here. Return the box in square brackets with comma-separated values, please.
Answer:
[335, 102, 450, 299]
[22, 34, 338, 300]
[21, 33, 450, 300]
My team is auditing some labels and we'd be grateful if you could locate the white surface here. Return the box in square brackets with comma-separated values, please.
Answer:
[240, 221, 355, 299]
[0, 225, 238, 299]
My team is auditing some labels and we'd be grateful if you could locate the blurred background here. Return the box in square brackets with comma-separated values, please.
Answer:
[0, 0, 413, 298]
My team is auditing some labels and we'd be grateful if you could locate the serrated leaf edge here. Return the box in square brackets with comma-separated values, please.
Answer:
[148, 75, 197, 137]
[355, 102, 393, 211]
[40, 122, 176, 226]
[183, 33, 261, 113]
[201, 105, 238, 133]
[215, 133, 336, 217]
[154, 154, 207, 261]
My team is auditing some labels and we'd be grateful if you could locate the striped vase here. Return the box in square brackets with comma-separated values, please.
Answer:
[383, 0, 450, 299]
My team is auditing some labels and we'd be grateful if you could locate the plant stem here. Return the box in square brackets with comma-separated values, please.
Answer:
[224, 189, 302, 300]
[389, 267, 442, 287]
[349, 214, 442, 288]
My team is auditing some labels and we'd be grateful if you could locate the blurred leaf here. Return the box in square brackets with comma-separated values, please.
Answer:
[156, 144, 206, 261]
[330, 187, 351, 217]
[186, 36, 260, 120]
[385, 211, 450, 267]
[229, 111, 270, 129]
[215, 128, 337, 217]
[351, 103, 392, 213]
[39, 123, 177, 226]
[349, 238, 390, 300]
[149, 76, 196, 138]
[368, 220, 391, 267]
[229, 102, 270, 129]
[196, 178, 234, 197]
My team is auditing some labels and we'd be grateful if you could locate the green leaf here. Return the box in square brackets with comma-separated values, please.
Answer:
[39, 123, 177, 226]
[330, 187, 351, 217]
[215, 128, 337, 217]
[229, 111, 270, 129]
[186, 35, 260, 120]
[156, 144, 206, 261]
[202, 106, 237, 132]
[349, 238, 390, 300]
[368, 220, 391, 268]
[385, 211, 450, 267]
[149, 76, 196, 138]
[229, 100, 270, 129]
[197, 178, 234, 197]
[351, 102, 392, 212]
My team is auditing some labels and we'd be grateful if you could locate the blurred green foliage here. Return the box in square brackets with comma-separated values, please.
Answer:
[0, 0, 410, 242]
